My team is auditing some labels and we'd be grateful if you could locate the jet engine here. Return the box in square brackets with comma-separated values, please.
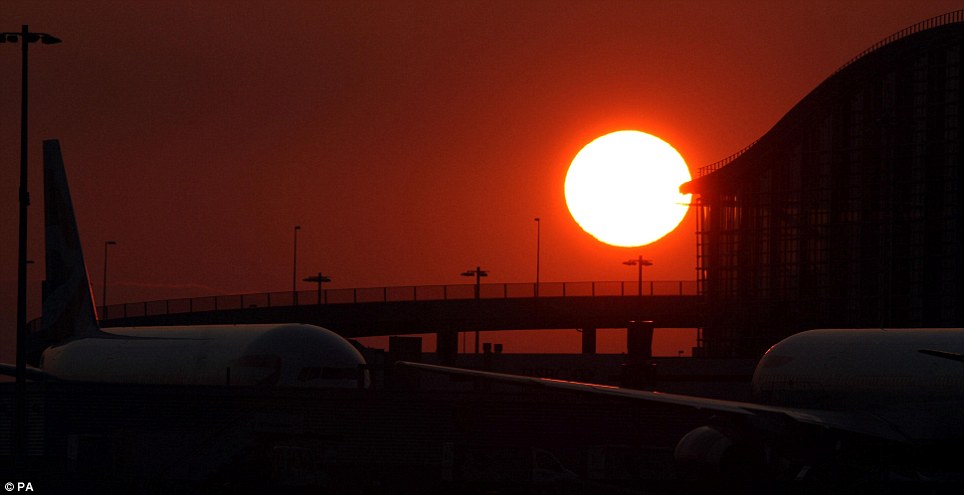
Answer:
[673, 425, 767, 481]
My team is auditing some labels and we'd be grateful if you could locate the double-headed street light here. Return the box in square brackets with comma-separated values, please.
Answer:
[623, 256, 653, 296]
[461, 266, 488, 354]
[303, 272, 332, 305]
[461, 266, 488, 299]
[1, 24, 61, 468]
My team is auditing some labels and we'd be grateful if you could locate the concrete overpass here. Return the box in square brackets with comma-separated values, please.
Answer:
[99, 280, 703, 353]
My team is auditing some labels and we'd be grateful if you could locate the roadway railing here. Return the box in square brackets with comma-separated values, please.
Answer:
[100, 280, 698, 321]
[696, 139, 758, 177]
[829, 9, 963, 78]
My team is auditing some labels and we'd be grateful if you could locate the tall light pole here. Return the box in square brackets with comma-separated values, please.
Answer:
[461, 266, 488, 353]
[102, 241, 117, 317]
[534, 217, 541, 297]
[292, 225, 301, 304]
[1, 23, 61, 469]
[622, 256, 653, 296]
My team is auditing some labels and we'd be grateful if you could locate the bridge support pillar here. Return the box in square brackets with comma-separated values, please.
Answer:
[621, 321, 657, 389]
[627, 320, 654, 359]
[581, 327, 596, 354]
[437, 331, 458, 365]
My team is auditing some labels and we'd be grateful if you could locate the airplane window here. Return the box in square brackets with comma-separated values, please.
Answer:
[297, 367, 322, 381]
[297, 366, 358, 381]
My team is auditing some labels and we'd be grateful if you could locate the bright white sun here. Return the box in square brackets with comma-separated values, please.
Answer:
[565, 130, 692, 247]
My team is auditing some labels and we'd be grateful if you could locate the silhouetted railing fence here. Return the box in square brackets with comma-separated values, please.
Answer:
[697, 9, 964, 178]
[100, 280, 698, 321]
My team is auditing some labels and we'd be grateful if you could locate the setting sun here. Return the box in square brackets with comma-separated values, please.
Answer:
[565, 130, 692, 247]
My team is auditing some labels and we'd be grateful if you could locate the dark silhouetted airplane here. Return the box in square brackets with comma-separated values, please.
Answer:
[0, 140, 366, 388]
[402, 327, 964, 485]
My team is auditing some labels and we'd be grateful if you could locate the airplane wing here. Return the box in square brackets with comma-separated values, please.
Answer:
[0, 363, 57, 381]
[919, 348, 964, 364]
[397, 361, 908, 443]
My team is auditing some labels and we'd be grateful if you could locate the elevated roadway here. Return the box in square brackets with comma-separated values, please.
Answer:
[99, 281, 703, 338]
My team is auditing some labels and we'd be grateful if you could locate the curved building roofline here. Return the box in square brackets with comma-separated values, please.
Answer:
[683, 9, 964, 194]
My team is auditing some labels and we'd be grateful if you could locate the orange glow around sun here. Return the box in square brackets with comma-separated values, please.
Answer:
[565, 130, 692, 247]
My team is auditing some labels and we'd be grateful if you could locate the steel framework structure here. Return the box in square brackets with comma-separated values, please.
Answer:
[684, 13, 964, 357]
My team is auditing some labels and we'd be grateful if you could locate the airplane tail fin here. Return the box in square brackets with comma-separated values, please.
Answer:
[42, 139, 103, 343]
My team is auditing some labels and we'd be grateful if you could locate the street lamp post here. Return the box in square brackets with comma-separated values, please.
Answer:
[534, 217, 541, 297]
[461, 266, 489, 299]
[622, 256, 653, 296]
[102, 241, 117, 317]
[292, 225, 301, 304]
[1, 24, 61, 468]
[303, 272, 332, 305]
[461, 266, 488, 353]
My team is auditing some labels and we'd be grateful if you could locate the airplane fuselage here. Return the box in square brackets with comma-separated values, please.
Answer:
[41, 323, 367, 388]
[751, 328, 964, 442]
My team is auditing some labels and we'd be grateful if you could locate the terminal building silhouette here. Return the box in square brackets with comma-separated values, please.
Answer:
[683, 12, 964, 357]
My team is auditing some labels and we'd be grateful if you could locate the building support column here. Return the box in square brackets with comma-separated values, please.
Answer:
[436, 330, 458, 365]
[622, 320, 657, 389]
[627, 320, 654, 360]
[581, 327, 597, 354]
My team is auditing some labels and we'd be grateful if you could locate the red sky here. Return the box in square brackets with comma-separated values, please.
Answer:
[1, 1, 960, 360]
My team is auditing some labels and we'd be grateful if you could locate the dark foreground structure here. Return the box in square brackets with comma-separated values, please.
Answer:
[683, 11, 964, 357]
[0, 379, 705, 494]
[6, 11, 964, 495]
